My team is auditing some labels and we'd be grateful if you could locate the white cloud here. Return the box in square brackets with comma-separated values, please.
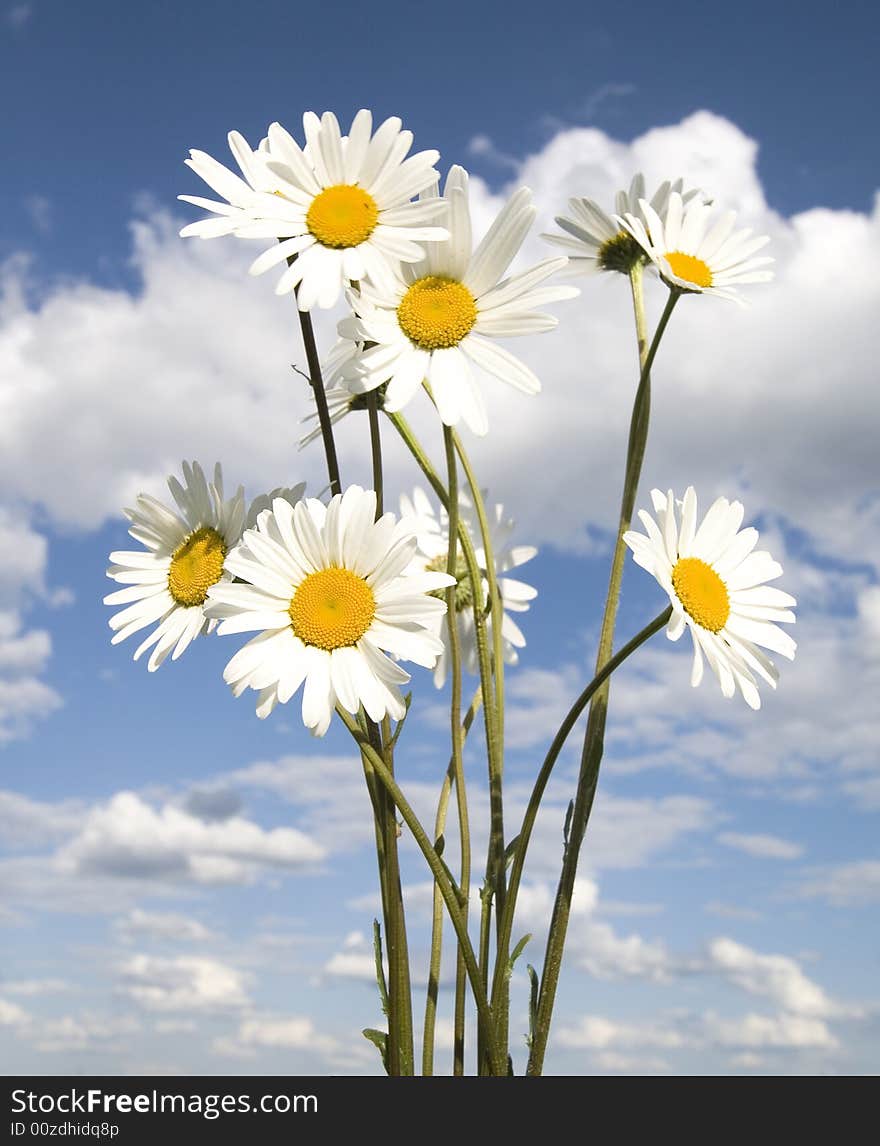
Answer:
[593, 1050, 671, 1073]
[717, 833, 804, 860]
[1, 978, 69, 997]
[705, 1011, 838, 1051]
[0, 789, 83, 847]
[58, 791, 326, 884]
[0, 997, 28, 1025]
[323, 950, 377, 984]
[30, 1014, 141, 1054]
[557, 1014, 686, 1051]
[0, 512, 61, 743]
[799, 861, 880, 906]
[119, 954, 250, 1013]
[575, 920, 681, 982]
[707, 938, 853, 1019]
[115, 908, 215, 944]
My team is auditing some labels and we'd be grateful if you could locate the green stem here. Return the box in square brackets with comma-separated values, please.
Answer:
[364, 387, 412, 1074]
[451, 431, 508, 930]
[490, 606, 672, 1022]
[337, 709, 506, 1075]
[526, 281, 680, 1076]
[422, 434, 471, 1076]
[291, 287, 342, 498]
[367, 392, 384, 517]
[386, 409, 505, 1064]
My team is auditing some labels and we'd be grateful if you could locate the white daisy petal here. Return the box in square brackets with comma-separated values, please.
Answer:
[211, 487, 450, 733]
[625, 485, 796, 707]
[106, 462, 245, 668]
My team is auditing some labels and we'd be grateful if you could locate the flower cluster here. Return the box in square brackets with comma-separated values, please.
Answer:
[106, 105, 794, 751]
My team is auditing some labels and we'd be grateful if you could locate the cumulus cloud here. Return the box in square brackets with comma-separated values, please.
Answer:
[119, 954, 250, 1012]
[57, 791, 326, 884]
[0, 512, 61, 743]
[557, 1014, 686, 1051]
[707, 938, 855, 1019]
[705, 1011, 838, 1051]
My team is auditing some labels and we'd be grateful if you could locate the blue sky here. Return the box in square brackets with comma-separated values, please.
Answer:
[1, 0, 879, 1075]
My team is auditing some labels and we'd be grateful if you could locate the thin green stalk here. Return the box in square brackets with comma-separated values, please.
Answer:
[422, 432, 471, 1076]
[451, 431, 508, 934]
[421, 690, 481, 1076]
[367, 392, 384, 517]
[450, 432, 510, 1058]
[291, 286, 342, 497]
[337, 709, 506, 1076]
[365, 390, 412, 1075]
[389, 407, 504, 953]
[527, 282, 680, 1076]
[421, 687, 485, 1072]
[490, 606, 672, 1022]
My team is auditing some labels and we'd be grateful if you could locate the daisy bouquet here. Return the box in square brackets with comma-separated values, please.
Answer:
[105, 108, 794, 1075]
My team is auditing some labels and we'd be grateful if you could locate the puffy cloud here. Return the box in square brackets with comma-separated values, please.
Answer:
[0, 789, 83, 847]
[557, 1014, 686, 1050]
[57, 791, 326, 885]
[119, 954, 249, 1012]
[0, 511, 61, 743]
[1, 111, 877, 574]
[707, 938, 854, 1019]
[705, 1011, 838, 1051]
[0, 997, 28, 1026]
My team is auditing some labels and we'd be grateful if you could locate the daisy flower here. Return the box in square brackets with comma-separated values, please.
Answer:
[332, 165, 578, 436]
[179, 131, 275, 239]
[623, 487, 796, 709]
[180, 110, 449, 311]
[399, 486, 538, 688]
[617, 191, 774, 303]
[545, 173, 703, 276]
[105, 462, 246, 671]
[204, 486, 454, 735]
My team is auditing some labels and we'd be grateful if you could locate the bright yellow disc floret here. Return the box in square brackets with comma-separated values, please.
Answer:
[397, 275, 478, 350]
[168, 526, 227, 607]
[289, 567, 376, 650]
[306, 185, 379, 249]
[665, 251, 713, 288]
[671, 556, 730, 632]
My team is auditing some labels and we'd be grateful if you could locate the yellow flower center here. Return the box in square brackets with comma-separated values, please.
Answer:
[397, 276, 478, 350]
[671, 557, 730, 633]
[305, 185, 379, 249]
[289, 567, 376, 650]
[665, 251, 713, 288]
[168, 527, 227, 607]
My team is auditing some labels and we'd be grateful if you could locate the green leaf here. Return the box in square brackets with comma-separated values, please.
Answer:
[504, 935, 531, 980]
[503, 834, 521, 870]
[372, 919, 389, 1019]
[434, 833, 445, 857]
[362, 1028, 389, 1074]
